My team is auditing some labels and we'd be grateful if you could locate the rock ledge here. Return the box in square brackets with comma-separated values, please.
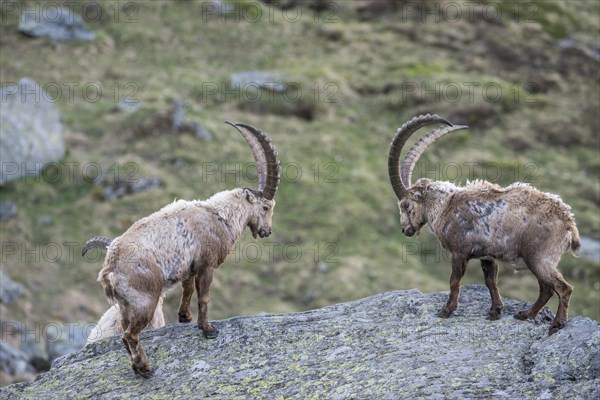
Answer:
[1, 285, 598, 399]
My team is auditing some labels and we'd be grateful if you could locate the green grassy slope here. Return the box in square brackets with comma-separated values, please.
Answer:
[1, 0, 598, 334]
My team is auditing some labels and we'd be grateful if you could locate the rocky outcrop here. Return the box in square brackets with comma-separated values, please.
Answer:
[228, 71, 317, 120]
[1, 286, 598, 399]
[97, 174, 163, 201]
[0, 78, 65, 185]
[18, 6, 95, 41]
[132, 100, 212, 140]
[229, 71, 291, 93]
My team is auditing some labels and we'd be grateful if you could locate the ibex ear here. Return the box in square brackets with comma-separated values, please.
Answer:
[243, 188, 258, 204]
[416, 177, 431, 187]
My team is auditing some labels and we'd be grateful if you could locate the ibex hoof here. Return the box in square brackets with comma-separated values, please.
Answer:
[513, 310, 531, 321]
[487, 310, 502, 321]
[133, 365, 154, 378]
[202, 325, 219, 339]
[178, 313, 192, 323]
[549, 321, 566, 335]
[437, 308, 452, 318]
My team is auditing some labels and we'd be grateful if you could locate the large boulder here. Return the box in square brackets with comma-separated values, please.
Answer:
[0, 78, 65, 185]
[18, 6, 95, 41]
[0, 286, 598, 398]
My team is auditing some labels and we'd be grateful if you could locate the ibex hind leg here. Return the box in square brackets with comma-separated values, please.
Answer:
[121, 296, 160, 378]
[514, 280, 553, 322]
[178, 276, 195, 323]
[547, 271, 572, 334]
[481, 259, 504, 320]
[514, 261, 572, 334]
[120, 311, 132, 356]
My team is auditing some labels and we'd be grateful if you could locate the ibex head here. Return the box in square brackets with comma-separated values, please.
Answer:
[226, 121, 280, 239]
[388, 114, 468, 237]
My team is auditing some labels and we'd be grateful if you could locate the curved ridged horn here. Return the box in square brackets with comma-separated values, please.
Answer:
[400, 124, 469, 191]
[82, 236, 112, 257]
[388, 114, 453, 200]
[225, 121, 280, 200]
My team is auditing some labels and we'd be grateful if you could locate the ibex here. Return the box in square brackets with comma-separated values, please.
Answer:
[388, 114, 580, 334]
[84, 122, 280, 377]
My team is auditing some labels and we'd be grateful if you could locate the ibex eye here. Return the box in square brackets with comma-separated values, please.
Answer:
[262, 205, 269, 211]
[403, 202, 410, 210]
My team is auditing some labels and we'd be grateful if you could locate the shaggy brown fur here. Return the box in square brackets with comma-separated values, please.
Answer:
[88, 122, 280, 377]
[83, 237, 166, 343]
[399, 178, 579, 332]
[86, 298, 165, 344]
[389, 114, 580, 334]
[98, 189, 275, 376]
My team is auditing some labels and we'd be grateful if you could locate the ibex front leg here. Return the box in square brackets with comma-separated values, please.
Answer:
[196, 267, 218, 339]
[438, 255, 467, 318]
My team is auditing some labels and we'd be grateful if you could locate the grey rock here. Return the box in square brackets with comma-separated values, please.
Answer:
[204, 0, 237, 14]
[229, 71, 291, 93]
[99, 175, 163, 201]
[0, 202, 17, 223]
[356, 0, 399, 20]
[192, 122, 213, 140]
[262, 0, 332, 12]
[18, 6, 95, 41]
[170, 99, 187, 131]
[1, 286, 598, 399]
[229, 72, 317, 120]
[0, 270, 25, 305]
[38, 215, 52, 226]
[557, 39, 600, 80]
[0, 342, 36, 376]
[111, 96, 142, 113]
[169, 99, 212, 140]
[0, 78, 65, 185]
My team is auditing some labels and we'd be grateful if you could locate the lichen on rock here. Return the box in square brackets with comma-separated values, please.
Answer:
[1, 286, 598, 399]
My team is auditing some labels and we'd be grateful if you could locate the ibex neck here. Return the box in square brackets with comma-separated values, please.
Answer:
[424, 182, 459, 230]
[203, 188, 251, 244]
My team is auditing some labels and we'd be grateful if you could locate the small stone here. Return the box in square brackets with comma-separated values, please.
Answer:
[0, 202, 17, 223]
